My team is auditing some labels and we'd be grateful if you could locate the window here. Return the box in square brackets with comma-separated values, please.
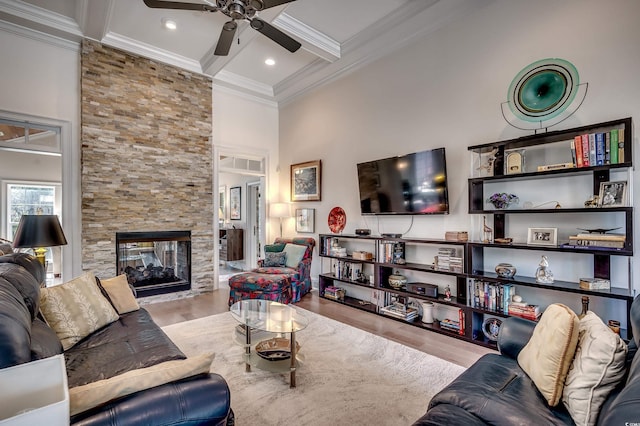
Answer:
[7, 183, 57, 238]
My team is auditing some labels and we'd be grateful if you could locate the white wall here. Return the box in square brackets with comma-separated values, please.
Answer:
[279, 0, 640, 324]
[213, 86, 281, 242]
[0, 28, 81, 280]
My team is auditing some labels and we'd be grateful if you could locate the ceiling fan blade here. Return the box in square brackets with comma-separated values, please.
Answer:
[214, 21, 238, 56]
[143, 0, 214, 11]
[250, 18, 301, 53]
[260, 0, 297, 10]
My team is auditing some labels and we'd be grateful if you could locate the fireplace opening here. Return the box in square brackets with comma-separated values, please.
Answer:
[116, 231, 191, 298]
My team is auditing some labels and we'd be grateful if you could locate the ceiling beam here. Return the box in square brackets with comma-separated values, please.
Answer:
[76, 0, 114, 41]
[272, 12, 339, 63]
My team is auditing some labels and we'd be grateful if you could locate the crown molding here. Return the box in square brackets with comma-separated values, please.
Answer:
[213, 82, 278, 108]
[0, 18, 79, 51]
[273, 12, 340, 62]
[101, 31, 204, 75]
[214, 70, 275, 99]
[0, 0, 82, 40]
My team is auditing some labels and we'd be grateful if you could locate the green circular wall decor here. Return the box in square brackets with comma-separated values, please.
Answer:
[508, 58, 579, 122]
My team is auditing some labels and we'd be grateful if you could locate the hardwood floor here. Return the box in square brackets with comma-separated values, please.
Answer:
[145, 289, 494, 368]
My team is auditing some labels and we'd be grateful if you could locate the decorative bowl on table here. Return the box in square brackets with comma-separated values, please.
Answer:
[255, 337, 301, 361]
[388, 274, 407, 290]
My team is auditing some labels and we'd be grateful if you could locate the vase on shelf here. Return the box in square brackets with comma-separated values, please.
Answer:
[487, 193, 519, 209]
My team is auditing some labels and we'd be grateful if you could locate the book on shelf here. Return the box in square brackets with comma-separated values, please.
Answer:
[579, 278, 611, 290]
[561, 243, 626, 252]
[618, 128, 625, 163]
[573, 136, 583, 168]
[573, 233, 625, 241]
[377, 241, 405, 264]
[568, 239, 625, 249]
[380, 303, 418, 321]
[605, 131, 611, 164]
[508, 303, 541, 321]
[610, 129, 619, 164]
[588, 133, 597, 166]
[581, 134, 590, 167]
[595, 132, 605, 165]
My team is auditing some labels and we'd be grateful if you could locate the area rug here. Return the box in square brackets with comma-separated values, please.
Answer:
[162, 308, 465, 425]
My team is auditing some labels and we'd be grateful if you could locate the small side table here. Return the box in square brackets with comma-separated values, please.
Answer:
[230, 300, 308, 388]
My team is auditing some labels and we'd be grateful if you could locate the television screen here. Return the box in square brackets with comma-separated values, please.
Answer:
[357, 148, 449, 215]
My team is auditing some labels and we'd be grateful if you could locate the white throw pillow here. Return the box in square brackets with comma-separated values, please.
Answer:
[283, 243, 307, 268]
[517, 303, 579, 406]
[562, 312, 627, 426]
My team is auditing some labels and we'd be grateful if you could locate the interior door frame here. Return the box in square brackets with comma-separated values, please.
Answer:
[213, 144, 268, 289]
[246, 178, 266, 269]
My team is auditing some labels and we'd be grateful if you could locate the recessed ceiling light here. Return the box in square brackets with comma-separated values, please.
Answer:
[265, 58, 276, 66]
[162, 18, 177, 30]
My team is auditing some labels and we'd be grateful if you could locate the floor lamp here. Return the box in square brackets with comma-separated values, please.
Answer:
[270, 203, 291, 238]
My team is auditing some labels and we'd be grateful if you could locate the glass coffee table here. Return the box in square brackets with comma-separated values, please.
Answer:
[229, 300, 308, 388]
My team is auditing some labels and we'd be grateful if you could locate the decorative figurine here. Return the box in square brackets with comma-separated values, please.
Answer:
[535, 255, 554, 283]
[483, 216, 493, 243]
[444, 285, 452, 301]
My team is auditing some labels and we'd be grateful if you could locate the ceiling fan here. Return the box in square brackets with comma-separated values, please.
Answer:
[143, 0, 302, 56]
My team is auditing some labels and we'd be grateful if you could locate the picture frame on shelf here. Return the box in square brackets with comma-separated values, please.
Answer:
[598, 181, 628, 207]
[229, 186, 241, 220]
[504, 148, 525, 175]
[295, 208, 315, 233]
[291, 160, 322, 201]
[527, 227, 558, 246]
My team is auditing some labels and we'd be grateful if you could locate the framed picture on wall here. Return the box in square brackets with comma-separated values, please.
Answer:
[219, 185, 226, 221]
[230, 186, 241, 220]
[295, 208, 315, 233]
[291, 160, 321, 201]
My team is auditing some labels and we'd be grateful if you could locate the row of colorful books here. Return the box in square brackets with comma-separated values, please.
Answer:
[434, 247, 463, 273]
[570, 128, 625, 168]
[377, 240, 405, 264]
[471, 281, 515, 314]
[438, 310, 465, 335]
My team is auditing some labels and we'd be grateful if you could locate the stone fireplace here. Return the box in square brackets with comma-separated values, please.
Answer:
[116, 231, 191, 298]
[80, 40, 214, 299]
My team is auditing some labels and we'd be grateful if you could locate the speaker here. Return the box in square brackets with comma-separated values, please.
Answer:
[355, 229, 371, 236]
[406, 283, 438, 298]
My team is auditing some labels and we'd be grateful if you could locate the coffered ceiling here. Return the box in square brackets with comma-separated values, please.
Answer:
[0, 0, 491, 105]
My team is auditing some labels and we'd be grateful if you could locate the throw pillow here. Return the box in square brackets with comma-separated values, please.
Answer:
[40, 271, 120, 350]
[562, 311, 628, 426]
[264, 251, 287, 267]
[264, 243, 286, 253]
[98, 274, 140, 314]
[517, 303, 579, 406]
[69, 353, 214, 416]
[283, 243, 307, 268]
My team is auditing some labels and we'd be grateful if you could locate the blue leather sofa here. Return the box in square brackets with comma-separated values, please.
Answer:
[0, 252, 233, 425]
[413, 295, 640, 425]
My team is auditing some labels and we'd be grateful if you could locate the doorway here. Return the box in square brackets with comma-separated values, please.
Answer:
[215, 149, 267, 288]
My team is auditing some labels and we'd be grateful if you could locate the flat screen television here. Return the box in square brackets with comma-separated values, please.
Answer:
[357, 147, 449, 215]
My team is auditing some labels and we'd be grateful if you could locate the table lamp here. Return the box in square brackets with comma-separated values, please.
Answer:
[12, 215, 68, 267]
[270, 203, 291, 238]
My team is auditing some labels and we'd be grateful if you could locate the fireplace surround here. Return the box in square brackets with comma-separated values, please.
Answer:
[116, 231, 191, 298]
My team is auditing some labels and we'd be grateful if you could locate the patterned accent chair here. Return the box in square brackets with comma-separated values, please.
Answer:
[228, 237, 316, 306]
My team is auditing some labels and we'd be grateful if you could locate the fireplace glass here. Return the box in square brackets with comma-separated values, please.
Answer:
[116, 231, 191, 297]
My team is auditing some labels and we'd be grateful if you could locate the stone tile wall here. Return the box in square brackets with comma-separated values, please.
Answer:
[81, 39, 214, 297]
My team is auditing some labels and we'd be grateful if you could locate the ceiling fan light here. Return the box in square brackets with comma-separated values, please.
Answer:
[265, 58, 275, 66]
[161, 18, 177, 30]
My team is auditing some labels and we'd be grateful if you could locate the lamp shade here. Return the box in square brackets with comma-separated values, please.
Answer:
[12, 215, 68, 248]
[270, 203, 291, 218]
